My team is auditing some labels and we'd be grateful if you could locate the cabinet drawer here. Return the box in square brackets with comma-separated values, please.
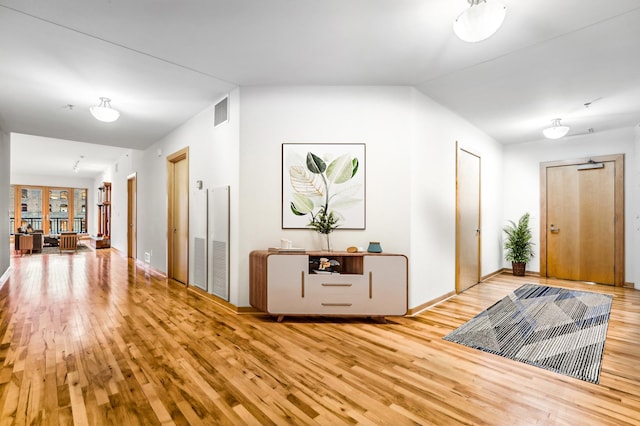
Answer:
[307, 275, 367, 313]
[307, 274, 364, 295]
[309, 297, 362, 314]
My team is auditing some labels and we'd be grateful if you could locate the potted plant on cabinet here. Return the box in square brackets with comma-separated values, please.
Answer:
[503, 212, 535, 276]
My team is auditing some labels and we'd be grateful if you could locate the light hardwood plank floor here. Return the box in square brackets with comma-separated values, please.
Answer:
[1, 249, 639, 425]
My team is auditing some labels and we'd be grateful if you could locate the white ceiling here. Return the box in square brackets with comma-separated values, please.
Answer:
[10, 133, 129, 180]
[2, 0, 640, 177]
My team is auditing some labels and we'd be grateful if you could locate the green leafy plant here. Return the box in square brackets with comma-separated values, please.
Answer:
[503, 212, 535, 264]
[307, 206, 339, 235]
[289, 151, 360, 235]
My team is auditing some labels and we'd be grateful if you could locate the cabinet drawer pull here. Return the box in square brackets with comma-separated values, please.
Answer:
[369, 271, 373, 298]
[321, 303, 353, 307]
[321, 283, 352, 287]
[301, 271, 305, 298]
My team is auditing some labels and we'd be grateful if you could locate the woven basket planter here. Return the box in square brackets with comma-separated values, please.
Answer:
[512, 262, 526, 276]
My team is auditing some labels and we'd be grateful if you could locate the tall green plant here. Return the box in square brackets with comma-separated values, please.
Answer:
[503, 212, 535, 263]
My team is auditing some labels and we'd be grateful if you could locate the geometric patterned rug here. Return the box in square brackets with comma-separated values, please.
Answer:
[444, 284, 612, 384]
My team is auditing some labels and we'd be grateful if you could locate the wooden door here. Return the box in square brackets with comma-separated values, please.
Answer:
[127, 174, 137, 259]
[541, 155, 624, 286]
[456, 145, 481, 293]
[167, 148, 189, 284]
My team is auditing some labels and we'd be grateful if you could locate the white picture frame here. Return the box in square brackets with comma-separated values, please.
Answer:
[282, 143, 366, 230]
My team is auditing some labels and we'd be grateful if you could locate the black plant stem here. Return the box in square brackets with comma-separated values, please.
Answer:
[321, 173, 329, 213]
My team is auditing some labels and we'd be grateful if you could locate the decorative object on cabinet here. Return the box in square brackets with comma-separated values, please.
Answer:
[310, 256, 341, 274]
[367, 242, 382, 253]
[250, 250, 407, 322]
[92, 182, 111, 249]
[282, 143, 366, 231]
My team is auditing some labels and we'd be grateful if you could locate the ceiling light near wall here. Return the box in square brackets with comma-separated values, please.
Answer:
[73, 155, 84, 173]
[90, 97, 120, 122]
[543, 118, 570, 139]
[453, 0, 507, 43]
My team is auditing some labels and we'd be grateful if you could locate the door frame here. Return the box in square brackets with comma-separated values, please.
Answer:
[455, 142, 482, 293]
[167, 147, 189, 284]
[127, 173, 137, 260]
[540, 154, 624, 286]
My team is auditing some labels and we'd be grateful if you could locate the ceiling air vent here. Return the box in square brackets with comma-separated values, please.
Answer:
[214, 96, 228, 127]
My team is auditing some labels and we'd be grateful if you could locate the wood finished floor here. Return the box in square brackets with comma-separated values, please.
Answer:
[1, 250, 639, 425]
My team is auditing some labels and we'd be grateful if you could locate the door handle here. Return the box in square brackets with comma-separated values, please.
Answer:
[550, 224, 560, 233]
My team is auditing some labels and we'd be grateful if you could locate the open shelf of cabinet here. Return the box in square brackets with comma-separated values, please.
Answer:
[250, 250, 408, 322]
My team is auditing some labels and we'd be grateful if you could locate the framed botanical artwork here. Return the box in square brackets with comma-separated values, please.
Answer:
[282, 143, 366, 229]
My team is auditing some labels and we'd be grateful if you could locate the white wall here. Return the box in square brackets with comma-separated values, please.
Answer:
[503, 126, 639, 285]
[238, 86, 505, 309]
[409, 89, 504, 306]
[11, 174, 95, 189]
[0, 130, 10, 278]
[634, 124, 640, 286]
[104, 85, 506, 310]
[239, 86, 413, 306]
[106, 89, 241, 287]
[97, 151, 134, 249]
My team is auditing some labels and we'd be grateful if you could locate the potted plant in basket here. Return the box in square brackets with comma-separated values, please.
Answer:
[503, 212, 535, 276]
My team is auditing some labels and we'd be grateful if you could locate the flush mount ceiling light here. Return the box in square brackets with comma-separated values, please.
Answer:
[543, 118, 570, 139]
[453, 0, 507, 43]
[90, 97, 120, 122]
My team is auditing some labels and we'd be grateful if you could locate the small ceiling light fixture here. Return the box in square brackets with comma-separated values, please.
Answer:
[543, 118, 570, 139]
[90, 97, 120, 122]
[73, 155, 84, 173]
[453, 0, 507, 43]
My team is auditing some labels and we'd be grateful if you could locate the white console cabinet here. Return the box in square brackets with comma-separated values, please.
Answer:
[250, 251, 407, 321]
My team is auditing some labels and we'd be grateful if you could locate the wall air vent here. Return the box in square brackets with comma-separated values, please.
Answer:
[193, 237, 207, 291]
[211, 240, 228, 300]
[214, 96, 228, 127]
